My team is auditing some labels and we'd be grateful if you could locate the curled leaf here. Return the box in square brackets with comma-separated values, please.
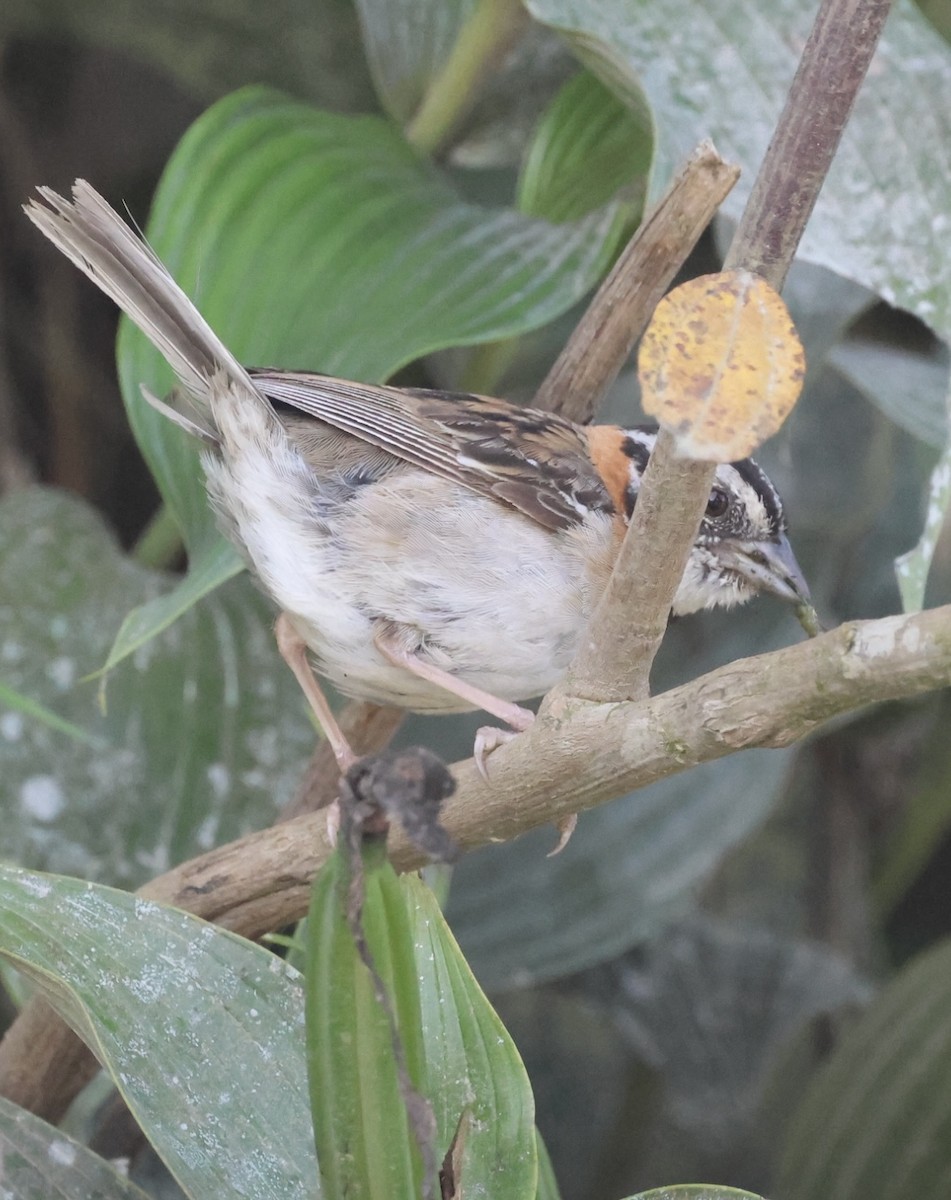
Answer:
[639, 269, 805, 459]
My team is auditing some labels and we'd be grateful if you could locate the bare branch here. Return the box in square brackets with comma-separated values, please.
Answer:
[146, 607, 951, 918]
[535, 142, 739, 422]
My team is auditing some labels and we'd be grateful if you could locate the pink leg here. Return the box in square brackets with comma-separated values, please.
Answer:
[275, 613, 356, 774]
[373, 628, 534, 780]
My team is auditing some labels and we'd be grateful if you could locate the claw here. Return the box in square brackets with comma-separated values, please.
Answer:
[547, 812, 578, 856]
[473, 726, 520, 782]
[325, 798, 340, 848]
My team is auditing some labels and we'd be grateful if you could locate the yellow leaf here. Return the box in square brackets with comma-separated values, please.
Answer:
[638, 269, 805, 460]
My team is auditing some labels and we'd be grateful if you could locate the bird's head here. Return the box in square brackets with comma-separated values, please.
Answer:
[619, 428, 811, 616]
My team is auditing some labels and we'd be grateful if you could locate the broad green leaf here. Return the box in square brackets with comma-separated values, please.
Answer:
[895, 431, 951, 610]
[0, 1093, 152, 1200]
[528, 0, 951, 343]
[0, 488, 313, 889]
[518, 69, 652, 222]
[829, 331, 951, 451]
[778, 936, 951, 1200]
[306, 853, 535, 1198]
[118, 84, 628, 556]
[0, 866, 318, 1199]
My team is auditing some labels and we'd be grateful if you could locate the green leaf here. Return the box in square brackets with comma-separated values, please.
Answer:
[0, 488, 313, 890]
[306, 854, 535, 1198]
[528, 0, 951, 343]
[777, 936, 951, 1200]
[829, 331, 950, 451]
[0, 1093, 153, 1200]
[408, 873, 535, 1193]
[306, 851, 426, 1199]
[535, 1132, 563, 1200]
[99, 536, 243, 675]
[895, 431, 951, 611]
[0, 680, 102, 748]
[518, 69, 652, 222]
[0, 866, 318, 1199]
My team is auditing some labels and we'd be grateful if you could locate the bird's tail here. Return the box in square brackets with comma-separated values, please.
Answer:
[24, 180, 258, 432]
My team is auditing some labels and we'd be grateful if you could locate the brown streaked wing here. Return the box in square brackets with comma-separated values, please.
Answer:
[251, 370, 615, 532]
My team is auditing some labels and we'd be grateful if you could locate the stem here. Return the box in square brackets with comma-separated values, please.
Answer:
[567, 0, 895, 703]
[724, 0, 895, 287]
[406, 0, 527, 156]
[457, 337, 518, 395]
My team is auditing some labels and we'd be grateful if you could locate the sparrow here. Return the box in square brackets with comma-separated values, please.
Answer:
[25, 181, 810, 781]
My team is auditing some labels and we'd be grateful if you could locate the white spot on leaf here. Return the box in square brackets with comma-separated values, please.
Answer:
[20, 775, 65, 822]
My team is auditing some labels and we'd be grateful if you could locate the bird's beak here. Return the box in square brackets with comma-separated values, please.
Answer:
[724, 533, 811, 604]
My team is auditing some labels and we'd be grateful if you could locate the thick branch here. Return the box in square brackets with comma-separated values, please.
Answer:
[535, 142, 739, 422]
[148, 607, 951, 919]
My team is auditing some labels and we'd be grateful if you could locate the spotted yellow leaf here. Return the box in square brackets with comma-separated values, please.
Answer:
[638, 269, 805, 460]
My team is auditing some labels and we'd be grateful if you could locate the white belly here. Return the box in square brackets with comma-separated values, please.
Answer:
[204, 434, 616, 712]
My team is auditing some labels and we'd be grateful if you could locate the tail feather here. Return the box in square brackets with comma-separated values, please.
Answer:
[24, 180, 258, 423]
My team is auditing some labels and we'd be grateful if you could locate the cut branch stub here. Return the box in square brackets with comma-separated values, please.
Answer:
[638, 269, 805, 460]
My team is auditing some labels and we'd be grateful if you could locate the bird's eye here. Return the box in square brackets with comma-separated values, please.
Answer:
[706, 488, 729, 518]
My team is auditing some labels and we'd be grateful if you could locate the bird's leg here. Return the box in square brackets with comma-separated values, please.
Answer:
[373, 626, 534, 781]
[275, 613, 355, 845]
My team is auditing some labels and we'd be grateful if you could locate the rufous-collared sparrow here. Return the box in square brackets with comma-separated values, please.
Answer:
[26, 182, 810, 777]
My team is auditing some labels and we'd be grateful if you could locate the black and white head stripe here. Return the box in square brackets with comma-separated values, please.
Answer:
[616, 426, 786, 539]
[730, 457, 785, 533]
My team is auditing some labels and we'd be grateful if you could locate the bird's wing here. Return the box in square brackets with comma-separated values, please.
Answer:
[253, 370, 615, 532]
